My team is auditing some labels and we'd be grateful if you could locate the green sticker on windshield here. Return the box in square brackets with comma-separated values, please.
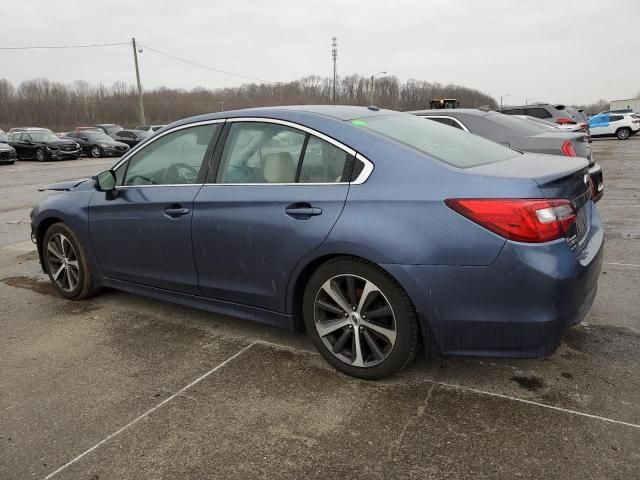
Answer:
[351, 120, 367, 127]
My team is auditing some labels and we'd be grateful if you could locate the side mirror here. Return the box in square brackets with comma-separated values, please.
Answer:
[94, 170, 116, 192]
[80, 136, 88, 141]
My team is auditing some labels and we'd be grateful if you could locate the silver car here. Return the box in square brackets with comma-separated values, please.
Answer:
[410, 109, 603, 201]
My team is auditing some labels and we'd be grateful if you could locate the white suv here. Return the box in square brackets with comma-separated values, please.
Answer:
[589, 112, 640, 140]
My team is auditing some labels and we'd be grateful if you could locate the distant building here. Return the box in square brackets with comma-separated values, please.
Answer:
[609, 98, 640, 112]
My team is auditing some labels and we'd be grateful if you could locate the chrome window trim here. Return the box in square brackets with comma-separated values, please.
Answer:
[420, 115, 470, 132]
[113, 116, 375, 188]
[226, 117, 356, 156]
[111, 119, 226, 173]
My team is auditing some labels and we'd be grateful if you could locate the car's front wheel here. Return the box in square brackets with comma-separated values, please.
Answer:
[616, 127, 631, 140]
[303, 258, 419, 379]
[43, 223, 98, 300]
[91, 145, 102, 158]
[36, 148, 46, 162]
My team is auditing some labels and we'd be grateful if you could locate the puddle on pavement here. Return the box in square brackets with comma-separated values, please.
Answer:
[1, 275, 56, 296]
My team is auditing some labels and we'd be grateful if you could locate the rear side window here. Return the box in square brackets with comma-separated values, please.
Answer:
[525, 108, 552, 119]
[502, 108, 525, 115]
[354, 114, 519, 168]
[425, 117, 464, 130]
[609, 115, 623, 122]
[217, 122, 352, 184]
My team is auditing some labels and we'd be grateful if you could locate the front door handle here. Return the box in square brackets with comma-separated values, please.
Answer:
[285, 204, 322, 219]
[164, 206, 190, 218]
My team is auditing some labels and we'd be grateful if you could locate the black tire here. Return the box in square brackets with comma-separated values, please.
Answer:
[43, 223, 99, 300]
[90, 145, 103, 158]
[616, 128, 631, 140]
[36, 148, 46, 162]
[303, 257, 419, 379]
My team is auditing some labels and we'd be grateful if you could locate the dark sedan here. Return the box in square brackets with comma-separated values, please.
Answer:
[65, 130, 130, 158]
[9, 129, 80, 161]
[31, 106, 603, 379]
[0, 130, 17, 164]
[110, 129, 151, 148]
[411, 109, 604, 202]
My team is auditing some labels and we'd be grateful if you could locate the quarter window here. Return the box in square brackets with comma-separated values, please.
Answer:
[122, 124, 218, 186]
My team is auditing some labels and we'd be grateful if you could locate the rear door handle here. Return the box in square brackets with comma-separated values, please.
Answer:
[285, 205, 322, 219]
[164, 207, 190, 218]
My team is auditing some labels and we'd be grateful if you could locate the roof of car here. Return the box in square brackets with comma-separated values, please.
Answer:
[408, 108, 494, 117]
[171, 105, 398, 126]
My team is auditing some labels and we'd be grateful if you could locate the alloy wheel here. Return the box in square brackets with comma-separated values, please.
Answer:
[91, 146, 101, 158]
[46, 233, 80, 292]
[36, 149, 45, 161]
[618, 129, 630, 140]
[314, 274, 396, 368]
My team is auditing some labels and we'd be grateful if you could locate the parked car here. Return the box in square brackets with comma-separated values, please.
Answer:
[589, 112, 640, 140]
[8, 127, 54, 134]
[136, 125, 166, 133]
[110, 129, 151, 148]
[93, 124, 124, 136]
[512, 115, 585, 132]
[0, 129, 17, 164]
[565, 107, 588, 128]
[66, 130, 130, 158]
[498, 103, 577, 125]
[599, 108, 634, 115]
[31, 106, 603, 379]
[8, 128, 80, 161]
[411, 109, 603, 201]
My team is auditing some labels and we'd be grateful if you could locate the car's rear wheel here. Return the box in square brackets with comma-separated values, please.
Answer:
[91, 145, 102, 158]
[36, 148, 45, 162]
[303, 258, 419, 379]
[43, 223, 98, 300]
[616, 127, 631, 140]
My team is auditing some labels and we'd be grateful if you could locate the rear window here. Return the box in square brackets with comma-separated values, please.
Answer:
[353, 114, 519, 168]
[525, 107, 552, 119]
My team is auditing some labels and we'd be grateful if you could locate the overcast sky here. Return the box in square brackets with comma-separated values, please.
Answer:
[1, 0, 638, 105]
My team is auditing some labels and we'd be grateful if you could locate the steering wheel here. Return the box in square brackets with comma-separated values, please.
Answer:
[165, 162, 199, 184]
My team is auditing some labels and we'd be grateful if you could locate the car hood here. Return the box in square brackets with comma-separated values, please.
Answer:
[0, 143, 15, 151]
[38, 178, 92, 191]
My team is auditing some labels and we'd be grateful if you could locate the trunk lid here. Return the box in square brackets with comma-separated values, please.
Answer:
[469, 152, 592, 250]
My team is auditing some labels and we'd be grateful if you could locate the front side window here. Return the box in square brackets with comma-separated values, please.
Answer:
[122, 124, 218, 186]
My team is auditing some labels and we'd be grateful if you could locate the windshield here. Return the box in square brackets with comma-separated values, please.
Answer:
[133, 130, 151, 138]
[30, 132, 60, 142]
[484, 113, 548, 135]
[352, 114, 519, 168]
[103, 125, 123, 135]
[0, 131, 8, 142]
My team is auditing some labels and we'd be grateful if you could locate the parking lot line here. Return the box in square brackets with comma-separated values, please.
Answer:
[605, 262, 640, 268]
[43, 341, 256, 480]
[432, 380, 640, 430]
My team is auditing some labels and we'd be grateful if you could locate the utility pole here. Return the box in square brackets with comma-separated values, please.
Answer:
[500, 94, 510, 109]
[370, 75, 374, 105]
[131, 37, 146, 125]
[369, 71, 387, 105]
[331, 37, 337, 104]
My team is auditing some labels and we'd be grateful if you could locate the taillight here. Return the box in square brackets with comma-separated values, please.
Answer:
[445, 198, 576, 243]
[561, 140, 577, 157]
[557, 118, 576, 125]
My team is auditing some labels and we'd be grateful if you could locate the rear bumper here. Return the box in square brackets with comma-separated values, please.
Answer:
[384, 203, 604, 358]
[589, 164, 604, 202]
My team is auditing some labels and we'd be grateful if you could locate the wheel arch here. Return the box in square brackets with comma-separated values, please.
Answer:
[36, 216, 64, 273]
[288, 253, 429, 351]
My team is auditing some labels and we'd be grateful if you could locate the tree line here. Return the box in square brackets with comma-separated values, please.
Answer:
[0, 76, 497, 131]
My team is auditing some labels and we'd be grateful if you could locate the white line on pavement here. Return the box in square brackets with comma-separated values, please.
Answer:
[43, 342, 256, 480]
[432, 380, 640, 430]
[605, 262, 640, 268]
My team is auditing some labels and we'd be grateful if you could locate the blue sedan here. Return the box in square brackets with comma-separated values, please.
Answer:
[30, 106, 603, 379]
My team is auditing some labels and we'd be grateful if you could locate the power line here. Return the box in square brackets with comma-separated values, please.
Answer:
[0, 42, 129, 50]
[139, 44, 280, 84]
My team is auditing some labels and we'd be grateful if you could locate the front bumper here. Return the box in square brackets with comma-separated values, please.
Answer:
[49, 148, 80, 159]
[384, 203, 604, 358]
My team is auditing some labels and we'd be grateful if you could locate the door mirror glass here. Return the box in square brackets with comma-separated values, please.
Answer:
[95, 170, 116, 192]
[81, 136, 88, 141]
